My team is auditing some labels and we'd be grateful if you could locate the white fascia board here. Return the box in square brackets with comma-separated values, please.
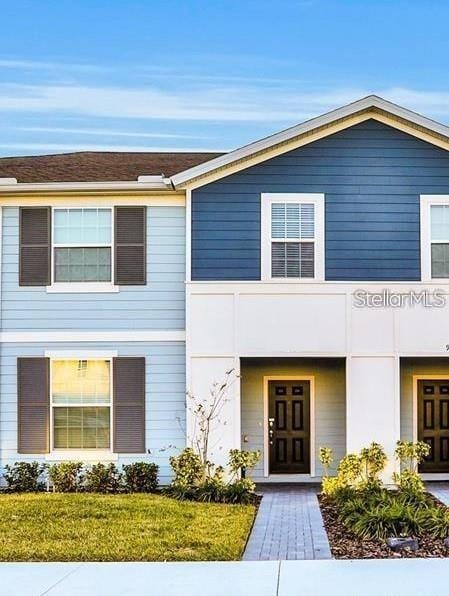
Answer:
[171, 95, 449, 188]
[0, 178, 172, 193]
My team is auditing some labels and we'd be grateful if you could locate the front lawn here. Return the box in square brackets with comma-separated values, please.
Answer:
[0, 493, 255, 561]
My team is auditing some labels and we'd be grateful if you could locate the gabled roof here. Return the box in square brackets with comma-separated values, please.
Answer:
[0, 151, 223, 184]
[171, 95, 449, 188]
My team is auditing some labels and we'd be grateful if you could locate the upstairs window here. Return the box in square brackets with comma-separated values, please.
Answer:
[53, 208, 112, 283]
[261, 194, 325, 280]
[420, 196, 449, 281]
[430, 205, 449, 278]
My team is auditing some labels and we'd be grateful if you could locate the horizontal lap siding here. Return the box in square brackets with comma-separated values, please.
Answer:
[1, 207, 185, 330]
[191, 119, 449, 281]
[0, 342, 186, 485]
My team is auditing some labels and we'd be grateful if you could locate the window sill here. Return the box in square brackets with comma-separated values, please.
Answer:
[45, 450, 118, 462]
[46, 283, 120, 294]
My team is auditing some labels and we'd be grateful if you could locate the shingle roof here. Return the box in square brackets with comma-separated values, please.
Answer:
[0, 151, 224, 183]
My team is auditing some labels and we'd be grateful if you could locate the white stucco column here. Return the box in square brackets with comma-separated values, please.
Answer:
[187, 356, 241, 468]
[346, 355, 400, 481]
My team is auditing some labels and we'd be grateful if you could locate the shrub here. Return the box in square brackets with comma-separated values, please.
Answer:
[169, 448, 204, 498]
[348, 501, 422, 540]
[228, 449, 260, 479]
[359, 442, 387, 491]
[48, 462, 83, 493]
[3, 461, 46, 492]
[122, 462, 159, 493]
[84, 463, 122, 493]
[319, 447, 334, 476]
[418, 507, 449, 538]
[225, 478, 257, 504]
[394, 440, 430, 497]
[196, 468, 226, 503]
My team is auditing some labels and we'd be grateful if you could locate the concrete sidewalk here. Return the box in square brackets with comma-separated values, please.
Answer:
[3, 559, 449, 596]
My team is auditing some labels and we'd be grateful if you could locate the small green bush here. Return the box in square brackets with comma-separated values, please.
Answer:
[196, 468, 226, 503]
[122, 462, 159, 493]
[48, 462, 83, 492]
[228, 449, 261, 479]
[169, 448, 204, 499]
[225, 478, 257, 504]
[3, 462, 46, 492]
[394, 440, 430, 497]
[84, 463, 122, 493]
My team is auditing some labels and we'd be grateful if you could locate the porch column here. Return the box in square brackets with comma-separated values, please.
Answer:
[346, 356, 400, 481]
[187, 356, 241, 468]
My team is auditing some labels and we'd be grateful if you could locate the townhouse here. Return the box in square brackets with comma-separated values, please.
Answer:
[2, 96, 449, 482]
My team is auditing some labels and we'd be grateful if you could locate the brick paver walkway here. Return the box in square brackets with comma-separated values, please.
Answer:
[426, 482, 449, 505]
[243, 484, 332, 561]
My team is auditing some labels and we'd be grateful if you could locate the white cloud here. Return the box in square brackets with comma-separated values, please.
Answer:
[1, 82, 449, 124]
[17, 126, 209, 140]
[0, 142, 228, 153]
[0, 59, 111, 73]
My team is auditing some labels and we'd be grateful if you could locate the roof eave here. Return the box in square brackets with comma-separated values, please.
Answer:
[171, 95, 449, 188]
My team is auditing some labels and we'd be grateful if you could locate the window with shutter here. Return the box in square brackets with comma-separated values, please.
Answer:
[261, 193, 325, 281]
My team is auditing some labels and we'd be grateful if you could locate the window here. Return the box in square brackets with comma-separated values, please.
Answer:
[53, 208, 112, 283]
[51, 359, 111, 450]
[420, 196, 449, 280]
[261, 193, 325, 280]
[430, 205, 449, 278]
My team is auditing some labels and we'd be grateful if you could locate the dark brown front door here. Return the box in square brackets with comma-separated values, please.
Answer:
[418, 380, 449, 472]
[268, 380, 310, 474]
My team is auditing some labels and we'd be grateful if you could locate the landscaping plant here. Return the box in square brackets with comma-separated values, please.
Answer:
[3, 461, 47, 492]
[169, 371, 261, 504]
[48, 462, 83, 492]
[84, 463, 122, 493]
[122, 462, 159, 493]
[393, 440, 430, 497]
[319, 440, 449, 543]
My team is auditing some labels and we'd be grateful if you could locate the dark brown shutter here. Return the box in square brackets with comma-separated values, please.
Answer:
[113, 357, 145, 453]
[17, 358, 50, 453]
[114, 207, 146, 285]
[19, 207, 51, 286]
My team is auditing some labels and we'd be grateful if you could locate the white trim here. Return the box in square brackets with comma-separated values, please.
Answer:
[0, 196, 185, 207]
[185, 188, 192, 282]
[420, 195, 449, 282]
[261, 193, 325, 281]
[0, 179, 172, 193]
[0, 330, 185, 343]
[263, 375, 316, 478]
[45, 350, 118, 358]
[171, 95, 449, 187]
[46, 282, 119, 293]
[45, 450, 118, 462]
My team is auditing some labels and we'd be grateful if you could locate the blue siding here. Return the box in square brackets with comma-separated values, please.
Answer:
[0, 341, 185, 484]
[191, 119, 449, 281]
[1, 206, 185, 330]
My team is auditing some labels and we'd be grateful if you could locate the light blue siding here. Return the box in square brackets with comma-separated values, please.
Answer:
[1, 206, 185, 330]
[0, 341, 186, 484]
[191, 119, 449, 281]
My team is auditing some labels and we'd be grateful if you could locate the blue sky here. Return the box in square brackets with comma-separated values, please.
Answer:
[1, 0, 449, 156]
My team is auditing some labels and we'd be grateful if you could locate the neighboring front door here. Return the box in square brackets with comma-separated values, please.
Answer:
[268, 380, 310, 474]
[418, 379, 449, 472]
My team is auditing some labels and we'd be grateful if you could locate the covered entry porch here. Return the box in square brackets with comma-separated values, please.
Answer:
[401, 357, 449, 478]
[240, 358, 346, 482]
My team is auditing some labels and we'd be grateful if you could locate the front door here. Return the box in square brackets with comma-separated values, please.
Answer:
[418, 379, 449, 472]
[268, 380, 310, 474]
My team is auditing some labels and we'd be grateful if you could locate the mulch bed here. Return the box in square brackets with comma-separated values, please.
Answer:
[318, 494, 449, 559]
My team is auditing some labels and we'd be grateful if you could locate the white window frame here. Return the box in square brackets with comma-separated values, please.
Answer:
[49, 355, 114, 457]
[47, 206, 119, 293]
[261, 193, 325, 281]
[420, 195, 449, 282]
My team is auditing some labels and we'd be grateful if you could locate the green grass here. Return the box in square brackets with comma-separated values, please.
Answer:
[0, 493, 256, 561]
